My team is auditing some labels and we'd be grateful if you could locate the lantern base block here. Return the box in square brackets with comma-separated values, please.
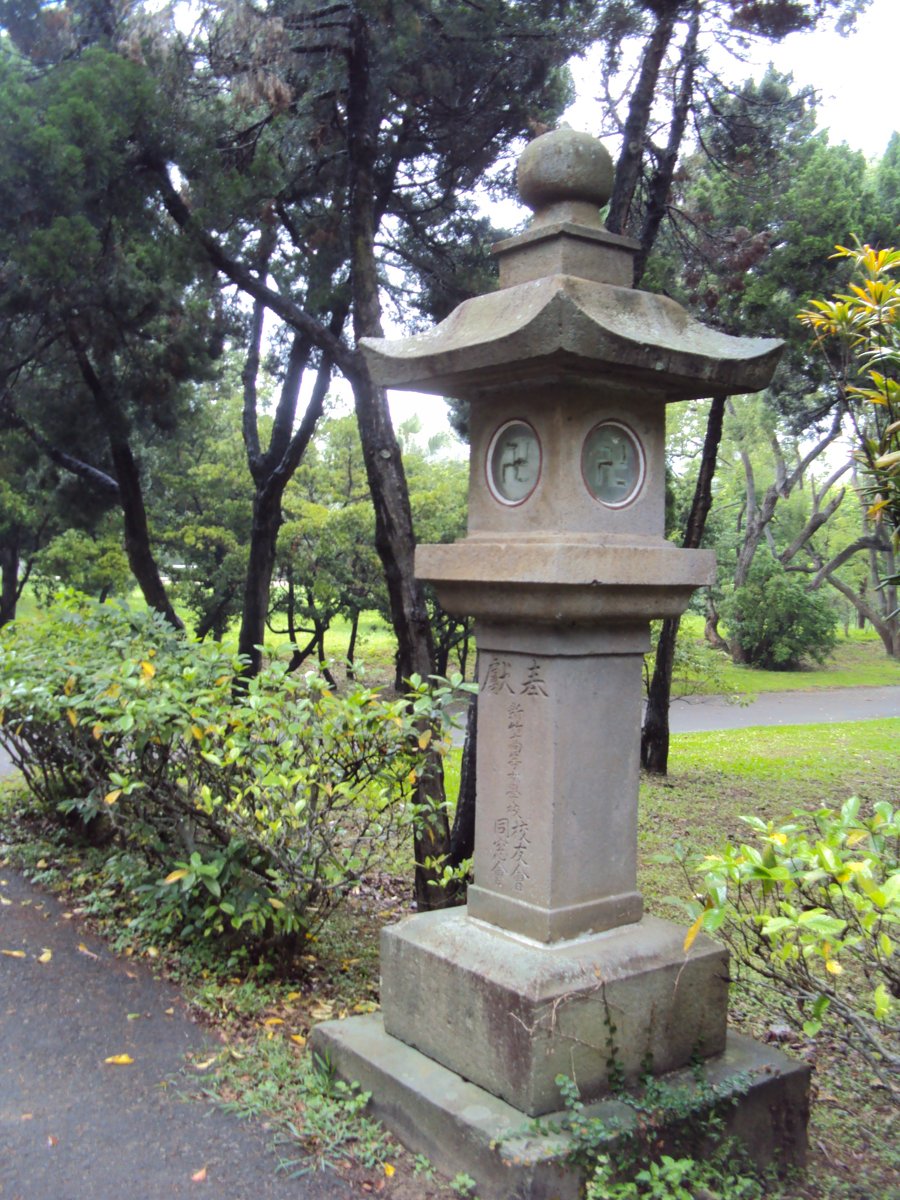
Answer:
[377, 907, 728, 1117]
[310, 1016, 809, 1200]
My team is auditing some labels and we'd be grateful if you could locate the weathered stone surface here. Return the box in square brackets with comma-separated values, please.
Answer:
[310, 1016, 810, 1200]
[494, 222, 638, 289]
[380, 908, 729, 1116]
[361, 275, 782, 399]
[319, 125, 805, 1191]
[517, 128, 614, 215]
[465, 636, 646, 940]
[417, 541, 715, 625]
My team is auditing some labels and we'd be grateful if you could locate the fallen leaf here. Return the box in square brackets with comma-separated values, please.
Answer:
[384, 1163, 396, 1178]
[290, 1034, 307, 1047]
[1, 950, 26, 958]
[193, 1057, 217, 1071]
[104, 1054, 134, 1065]
[47, 1134, 58, 1148]
[77, 943, 99, 960]
[262, 1017, 284, 1027]
[38, 948, 52, 964]
[126, 1013, 143, 1021]
[21, 1113, 33, 1121]
[285, 990, 302, 1002]
[191, 1167, 208, 1182]
[310, 1000, 334, 1021]
[0, 896, 11, 906]
[61, 911, 74, 920]
[164, 1007, 175, 1016]
[35, 858, 48, 869]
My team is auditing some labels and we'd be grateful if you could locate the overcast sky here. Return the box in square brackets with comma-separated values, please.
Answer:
[566, 0, 899, 160]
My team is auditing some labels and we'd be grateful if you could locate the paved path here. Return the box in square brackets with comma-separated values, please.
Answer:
[667, 684, 900, 733]
[0, 753, 349, 1199]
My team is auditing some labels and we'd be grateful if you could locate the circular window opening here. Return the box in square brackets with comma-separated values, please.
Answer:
[486, 420, 542, 506]
[582, 421, 645, 508]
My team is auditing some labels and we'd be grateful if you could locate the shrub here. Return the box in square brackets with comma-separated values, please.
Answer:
[688, 797, 899, 1101]
[721, 554, 838, 669]
[0, 593, 460, 955]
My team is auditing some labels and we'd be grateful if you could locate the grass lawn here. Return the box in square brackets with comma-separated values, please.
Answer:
[638, 719, 899, 1200]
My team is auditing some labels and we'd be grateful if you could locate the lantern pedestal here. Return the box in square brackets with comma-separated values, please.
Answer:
[380, 909, 727, 1117]
[316, 1018, 810, 1200]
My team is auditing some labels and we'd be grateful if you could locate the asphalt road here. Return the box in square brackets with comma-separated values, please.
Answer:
[667, 684, 900, 732]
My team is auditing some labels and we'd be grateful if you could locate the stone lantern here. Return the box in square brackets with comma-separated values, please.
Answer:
[313, 130, 808, 1197]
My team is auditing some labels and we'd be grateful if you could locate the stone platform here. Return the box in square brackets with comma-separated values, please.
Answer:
[311, 1016, 810, 1200]
[379, 908, 728, 1116]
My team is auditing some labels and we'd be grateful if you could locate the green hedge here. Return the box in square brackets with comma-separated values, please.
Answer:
[0, 594, 457, 955]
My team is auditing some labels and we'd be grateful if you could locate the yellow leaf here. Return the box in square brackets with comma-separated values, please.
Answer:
[263, 1017, 284, 1027]
[64, 675, 75, 696]
[36, 859, 48, 869]
[825, 958, 843, 976]
[92, 724, 103, 741]
[267, 897, 285, 910]
[418, 729, 432, 750]
[163, 869, 189, 885]
[286, 990, 302, 1002]
[290, 1034, 307, 1046]
[193, 1057, 217, 1070]
[310, 1000, 334, 1021]
[77, 943, 99, 959]
[0, 896, 10, 906]
[191, 1167, 208, 1183]
[1, 949, 26, 958]
[66, 708, 78, 727]
[384, 1164, 396, 1178]
[846, 830, 869, 848]
[190, 725, 204, 741]
[140, 660, 156, 679]
[38, 948, 52, 964]
[683, 910, 706, 954]
[104, 1054, 134, 1065]
[104, 789, 122, 807]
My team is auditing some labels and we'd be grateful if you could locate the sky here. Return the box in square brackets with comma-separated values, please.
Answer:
[390, 0, 900, 443]
[565, 0, 899, 159]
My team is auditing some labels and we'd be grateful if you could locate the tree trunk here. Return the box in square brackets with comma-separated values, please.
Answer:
[68, 333, 182, 630]
[0, 538, 19, 627]
[606, 6, 679, 241]
[346, 12, 453, 910]
[634, 1, 701, 284]
[237, 478, 285, 675]
[641, 395, 726, 774]
[449, 668, 478, 874]
[346, 609, 360, 671]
